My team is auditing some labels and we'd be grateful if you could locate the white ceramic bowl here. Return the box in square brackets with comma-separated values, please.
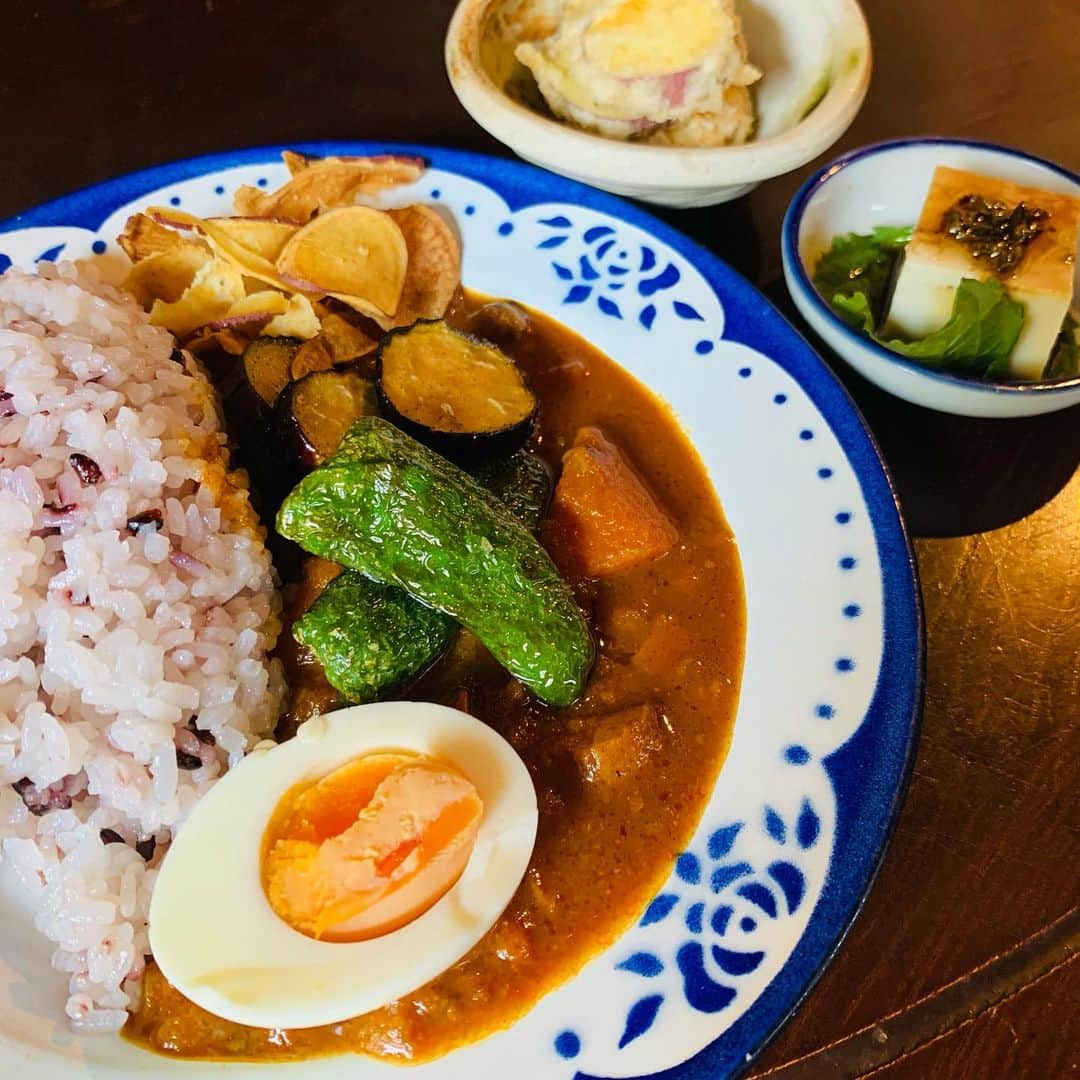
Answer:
[445, 0, 872, 208]
[783, 138, 1080, 419]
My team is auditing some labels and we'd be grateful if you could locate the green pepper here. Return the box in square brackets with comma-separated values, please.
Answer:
[279, 418, 593, 707]
[294, 449, 552, 704]
[294, 575, 455, 705]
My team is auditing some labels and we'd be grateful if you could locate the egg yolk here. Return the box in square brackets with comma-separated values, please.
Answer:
[262, 752, 483, 942]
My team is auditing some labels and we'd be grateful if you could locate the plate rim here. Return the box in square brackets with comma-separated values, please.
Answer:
[0, 141, 925, 1079]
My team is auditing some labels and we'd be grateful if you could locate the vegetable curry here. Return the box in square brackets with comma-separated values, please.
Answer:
[126, 294, 746, 1063]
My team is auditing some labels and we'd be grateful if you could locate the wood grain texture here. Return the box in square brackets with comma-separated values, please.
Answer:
[761, 954, 1080, 1079]
[753, 910, 1079, 1077]
[860, 957, 1078, 1079]
[0, 1, 1078, 1076]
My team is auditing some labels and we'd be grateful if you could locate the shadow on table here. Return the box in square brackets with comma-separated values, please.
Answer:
[764, 282, 1080, 539]
[649, 199, 763, 283]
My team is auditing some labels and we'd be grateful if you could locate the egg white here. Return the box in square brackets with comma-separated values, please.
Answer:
[148, 701, 538, 1029]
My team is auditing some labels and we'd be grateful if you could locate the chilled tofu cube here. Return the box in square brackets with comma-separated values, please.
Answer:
[543, 426, 678, 579]
[883, 166, 1080, 378]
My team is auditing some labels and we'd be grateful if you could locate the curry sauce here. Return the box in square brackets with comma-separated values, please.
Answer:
[125, 295, 746, 1063]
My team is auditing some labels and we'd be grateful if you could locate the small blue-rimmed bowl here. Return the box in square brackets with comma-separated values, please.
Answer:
[782, 137, 1080, 418]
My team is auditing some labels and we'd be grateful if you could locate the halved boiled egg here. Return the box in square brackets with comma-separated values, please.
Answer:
[148, 702, 538, 1029]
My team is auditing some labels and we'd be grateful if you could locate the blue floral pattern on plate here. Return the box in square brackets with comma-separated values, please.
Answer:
[585, 801, 821, 1057]
[537, 216, 705, 330]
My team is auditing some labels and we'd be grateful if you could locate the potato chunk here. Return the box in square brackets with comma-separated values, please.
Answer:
[544, 427, 678, 578]
[571, 704, 666, 787]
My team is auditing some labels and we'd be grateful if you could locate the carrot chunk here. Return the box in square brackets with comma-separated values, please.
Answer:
[543, 427, 678, 578]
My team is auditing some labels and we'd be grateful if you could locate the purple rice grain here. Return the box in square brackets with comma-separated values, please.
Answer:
[126, 508, 163, 534]
[176, 749, 202, 771]
[69, 453, 102, 485]
[188, 718, 215, 746]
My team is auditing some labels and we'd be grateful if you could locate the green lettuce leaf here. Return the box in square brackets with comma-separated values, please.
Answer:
[875, 278, 1026, 376]
[812, 225, 912, 330]
[813, 223, 1027, 376]
[1045, 313, 1079, 379]
[831, 290, 876, 335]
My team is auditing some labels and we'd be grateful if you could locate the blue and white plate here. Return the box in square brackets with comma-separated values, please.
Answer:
[0, 145, 923, 1079]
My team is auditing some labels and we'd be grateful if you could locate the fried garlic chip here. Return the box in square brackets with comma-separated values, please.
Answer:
[147, 206, 311, 295]
[118, 212, 208, 263]
[148, 257, 246, 336]
[233, 153, 424, 221]
[264, 293, 321, 339]
[274, 206, 407, 322]
[124, 245, 212, 309]
[207, 217, 298, 262]
[228, 289, 291, 319]
[387, 205, 461, 327]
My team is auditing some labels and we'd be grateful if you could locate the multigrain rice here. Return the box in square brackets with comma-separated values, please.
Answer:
[0, 262, 284, 1032]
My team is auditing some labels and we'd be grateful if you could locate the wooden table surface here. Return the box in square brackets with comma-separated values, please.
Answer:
[3, 1, 1078, 1075]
